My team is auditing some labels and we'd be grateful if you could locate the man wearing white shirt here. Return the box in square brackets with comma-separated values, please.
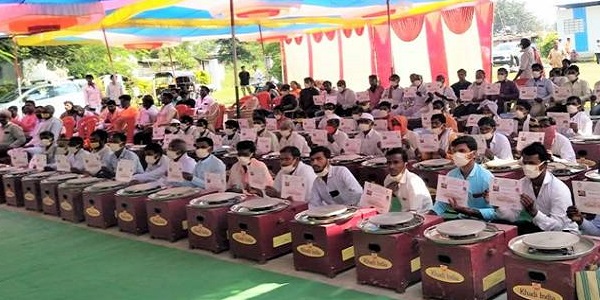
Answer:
[196, 86, 215, 113]
[227, 140, 273, 193]
[383, 148, 432, 213]
[324, 117, 348, 156]
[477, 117, 513, 160]
[66, 136, 89, 173]
[514, 38, 535, 81]
[89, 130, 113, 166]
[430, 74, 458, 102]
[564, 96, 592, 137]
[194, 118, 219, 142]
[106, 75, 124, 102]
[356, 113, 382, 156]
[534, 117, 576, 163]
[278, 120, 310, 156]
[317, 103, 341, 129]
[253, 117, 279, 154]
[562, 66, 592, 105]
[336, 80, 357, 116]
[517, 142, 578, 232]
[380, 74, 404, 108]
[514, 101, 533, 133]
[84, 74, 102, 112]
[100, 132, 144, 178]
[309, 146, 363, 207]
[165, 138, 196, 186]
[137, 95, 159, 129]
[266, 146, 316, 202]
[133, 143, 168, 183]
[156, 93, 177, 127]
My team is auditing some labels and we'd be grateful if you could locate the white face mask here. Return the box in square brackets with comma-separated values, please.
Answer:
[452, 152, 472, 167]
[166, 150, 179, 160]
[431, 127, 443, 135]
[523, 163, 544, 179]
[168, 126, 178, 133]
[437, 81, 444, 88]
[145, 155, 158, 165]
[567, 74, 577, 82]
[280, 130, 291, 138]
[108, 143, 122, 152]
[196, 148, 210, 159]
[431, 109, 443, 115]
[253, 124, 264, 132]
[475, 78, 483, 84]
[389, 170, 404, 182]
[515, 110, 525, 119]
[412, 80, 422, 87]
[67, 147, 78, 154]
[238, 156, 251, 166]
[315, 165, 329, 177]
[532, 71, 541, 78]
[280, 163, 296, 174]
[380, 111, 389, 118]
[224, 128, 234, 136]
[483, 132, 494, 140]
[41, 139, 52, 147]
[352, 114, 361, 121]
[324, 110, 334, 116]
[497, 74, 506, 81]
[567, 105, 579, 114]
[275, 115, 282, 120]
[358, 123, 371, 132]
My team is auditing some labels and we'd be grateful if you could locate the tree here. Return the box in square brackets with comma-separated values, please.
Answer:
[214, 38, 255, 65]
[0, 39, 14, 64]
[494, 0, 543, 35]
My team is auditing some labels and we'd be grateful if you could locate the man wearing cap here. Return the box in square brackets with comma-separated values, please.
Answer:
[356, 113, 383, 156]
[514, 38, 535, 82]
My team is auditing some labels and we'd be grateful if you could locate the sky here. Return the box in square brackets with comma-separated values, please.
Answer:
[523, 0, 558, 25]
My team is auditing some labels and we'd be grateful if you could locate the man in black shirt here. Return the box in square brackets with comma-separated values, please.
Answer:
[450, 69, 471, 99]
[239, 66, 252, 96]
[299, 77, 321, 118]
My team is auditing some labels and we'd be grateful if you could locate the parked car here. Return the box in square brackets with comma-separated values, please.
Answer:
[0, 81, 85, 117]
[492, 42, 520, 68]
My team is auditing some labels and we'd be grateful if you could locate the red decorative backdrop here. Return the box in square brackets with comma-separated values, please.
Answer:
[441, 6, 475, 34]
[391, 15, 425, 42]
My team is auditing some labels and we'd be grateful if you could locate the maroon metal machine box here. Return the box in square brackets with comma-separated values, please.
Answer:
[58, 177, 105, 223]
[186, 192, 245, 253]
[290, 205, 377, 277]
[352, 213, 444, 292]
[146, 187, 210, 242]
[3, 169, 36, 206]
[420, 220, 518, 300]
[21, 171, 58, 211]
[39, 173, 82, 216]
[83, 180, 130, 229]
[115, 182, 164, 235]
[505, 232, 600, 300]
[227, 198, 308, 264]
[0, 166, 16, 204]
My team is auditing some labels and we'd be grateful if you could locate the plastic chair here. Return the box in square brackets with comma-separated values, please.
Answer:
[256, 91, 271, 110]
[77, 116, 99, 142]
[61, 116, 76, 139]
[175, 104, 194, 117]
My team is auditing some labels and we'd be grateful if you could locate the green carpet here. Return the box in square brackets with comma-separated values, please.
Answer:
[0, 209, 390, 300]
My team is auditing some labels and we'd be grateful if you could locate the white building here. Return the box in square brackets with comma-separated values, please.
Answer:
[556, 0, 600, 56]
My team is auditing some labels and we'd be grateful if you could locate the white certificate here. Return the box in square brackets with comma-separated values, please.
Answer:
[425, 82, 440, 94]
[380, 131, 402, 149]
[519, 86, 537, 100]
[83, 153, 102, 174]
[10, 149, 28, 168]
[115, 159, 135, 182]
[374, 119, 388, 131]
[516, 131, 545, 151]
[326, 95, 337, 104]
[356, 91, 370, 102]
[256, 136, 271, 154]
[359, 182, 393, 213]
[313, 95, 326, 105]
[466, 114, 485, 127]
[309, 130, 328, 146]
[471, 134, 488, 155]
[484, 83, 501, 95]
[281, 174, 306, 202]
[489, 178, 522, 209]
[56, 154, 70, 172]
[546, 112, 570, 129]
[248, 165, 268, 190]
[152, 126, 165, 140]
[554, 86, 571, 100]
[497, 119, 518, 136]
[302, 118, 316, 131]
[417, 133, 439, 153]
[205, 172, 226, 192]
[240, 128, 257, 142]
[343, 138, 362, 155]
[340, 119, 356, 132]
[266, 118, 278, 131]
[404, 87, 417, 98]
[436, 175, 470, 207]
[167, 160, 184, 182]
[573, 181, 600, 214]
[235, 118, 250, 129]
[31, 154, 47, 170]
[421, 113, 433, 130]
[460, 89, 474, 101]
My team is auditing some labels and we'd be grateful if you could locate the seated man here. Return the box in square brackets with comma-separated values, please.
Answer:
[188, 137, 226, 189]
[227, 140, 273, 192]
[324, 117, 348, 156]
[430, 136, 495, 220]
[66, 136, 90, 173]
[514, 100, 533, 133]
[278, 120, 310, 156]
[567, 206, 600, 236]
[222, 120, 241, 147]
[253, 116, 279, 154]
[265, 146, 316, 202]
[309, 146, 363, 207]
[477, 117, 513, 160]
[384, 148, 432, 213]
[564, 96, 592, 137]
[516, 142, 577, 232]
[419, 113, 457, 160]
[165, 138, 197, 186]
[28, 131, 57, 170]
[194, 118, 218, 142]
[180, 115, 198, 139]
[132, 143, 168, 183]
[0, 109, 26, 152]
[356, 113, 383, 156]
[318, 102, 340, 129]
[532, 117, 576, 162]
[89, 129, 113, 163]
[525, 63, 554, 117]
[99, 132, 144, 178]
[431, 100, 458, 133]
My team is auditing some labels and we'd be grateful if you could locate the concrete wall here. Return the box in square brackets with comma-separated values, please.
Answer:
[556, 5, 600, 53]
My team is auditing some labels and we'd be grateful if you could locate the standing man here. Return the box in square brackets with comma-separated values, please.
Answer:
[239, 66, 252, 96]
[513, 38, 535, 82]
[106, 75, 124, 103]
[595, 39, 600, 64]
[84, 74, 102, 112]
[548, 41, 564, 69]
[196, 86, 215, 114]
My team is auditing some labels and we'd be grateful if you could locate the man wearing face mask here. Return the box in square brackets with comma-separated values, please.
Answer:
[454, 70, 488, 118]
[24, 105, 63, 149]
[156, 92, 178, 128]
[299, 77, 321, 118]
[430, 136, 495, 220]
[134, 95, 159, 145]
[196, 86, 214, 114]
[324, 117, 348, 156]
[431, 100, 458, 132]
[561, 66, 592, 107]
[0, 110, 26, 152]
[66, 136, 89, 173]
[89, 130, 113, 163]
[563, 96, 592, 137]
[532, 118, 576, 163]
[99, 132, 144, 178]
[165, 139, 196, 186]
[513, 38, 535, 82]
[322, 81, 337, 97]
[222, 120, 241, 147]
[265, 146, 316, 201]
[179, 115, 197, 141]
[419, 114, 457, 161]
[525, 63, 554, 117]
[400, 74, 428, 117]
[384, 147, 432, 213]
[132, 143, 168, 183]
[336, 80, 357, 116]
[29, 131, 57, 170]
[273, 107, 290, 129]
[356, 113, 383, 156]
[253, 117, 279, 154]
[99, 100, 121, 132]
[495, 68, 520, 114]
[227, 140, 273, 192]
[309, 146, 362, 207]
[381, 74, 404, 108]
[514, 101, 533, 133]
[194, 118, 218, 142]
[477, 117, 513, 161]
[182, 137, 226, 189]
[318, 102, 340, 129]
[516, 142, 577, 232]
[165, 119, 182, 136]
[278, 120, 310, 156]
[367, 75, 385, 109]
[278, 85, 298, 115]
[431, 75, 457, 103]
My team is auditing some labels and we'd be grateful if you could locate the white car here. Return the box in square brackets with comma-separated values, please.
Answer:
[0, 82, 85, 117]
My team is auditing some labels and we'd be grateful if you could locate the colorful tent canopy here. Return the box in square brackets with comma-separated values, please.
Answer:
[15, 0, 477, 46]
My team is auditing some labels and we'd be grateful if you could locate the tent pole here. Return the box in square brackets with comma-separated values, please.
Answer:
[386, 0, 394, 74]
[101, 27, 115, 72]
[167, 47, 176, 75]
[258, 24, 267, 71]
[230, 0, 240, 119]
[11, 37, 22, 95]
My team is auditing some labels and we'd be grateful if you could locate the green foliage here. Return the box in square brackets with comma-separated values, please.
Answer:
[538, 32, 559, 58]
[215, 38, 256, 64]
[265, 42, 282, 81]
[195, 70, 211, 85]
[0, 39, 14, 64]
[493, 0, 543, 34]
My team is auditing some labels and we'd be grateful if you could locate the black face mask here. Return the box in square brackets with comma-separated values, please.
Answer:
[35, 114, 42, 119]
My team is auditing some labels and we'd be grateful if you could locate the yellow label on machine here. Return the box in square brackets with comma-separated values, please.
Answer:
[149, 215, 168, 226]
[24, 192, 35, 201]
[42, 196, 54, 206]
[483, 268, 505, 292]
[425, 265, 465, 283]
[272, 232, 292, 248]
[60, 201, 72, 211]
[512, 283, 563, 300]
[297, 243, 325, 258]
[410, 257, 421, 272]
[232, 231, 257, 245]
[118, 210, 134, 222]
[358, 253, 392, 270]
[190, 224, 212, 237]
[85, 206, 101, 217]
[341, 246, 355, 261]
